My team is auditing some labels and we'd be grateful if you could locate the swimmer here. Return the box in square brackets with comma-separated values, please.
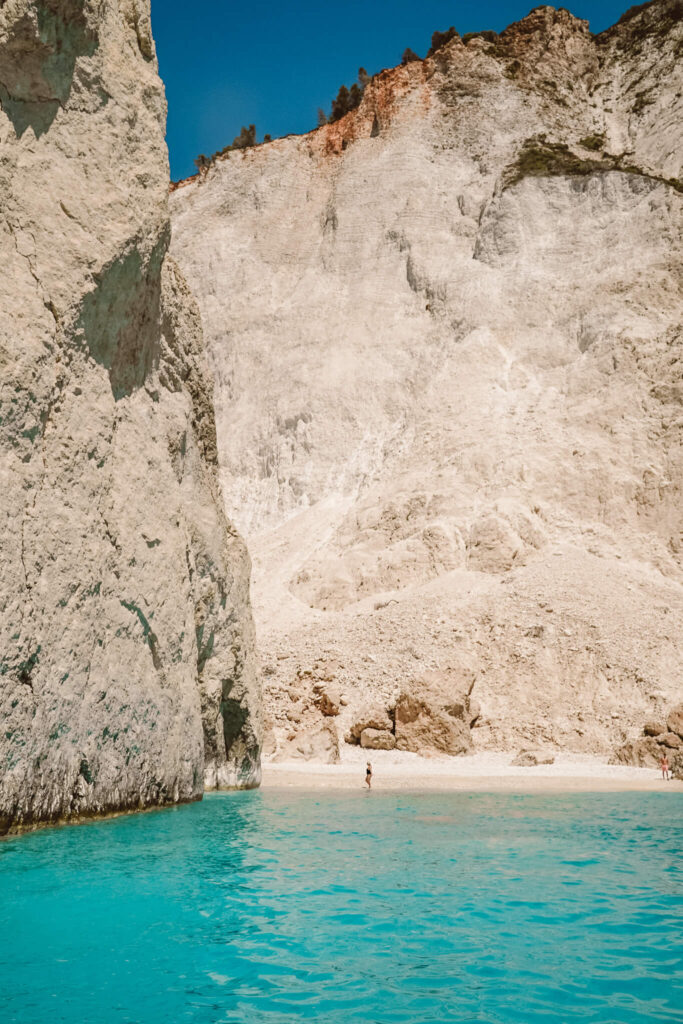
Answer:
[365, 761, 372, 789]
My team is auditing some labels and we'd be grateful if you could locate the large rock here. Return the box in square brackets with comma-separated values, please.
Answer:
[276, 719, 340, 763]
[360, 728, 396, 750]
[395, 683, 473, 757]
[657, 732, 682, 749]
[643, 721, 667, 737]
[666, 705, 683, 738]
[611, 737, 662, 768]
[171, 1, 683, 757]
[313, 682, 341, 717]
[0, 1, 260, 833]
[347, 704, 394, 743]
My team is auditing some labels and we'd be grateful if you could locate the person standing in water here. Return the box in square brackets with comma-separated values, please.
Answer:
[365, 762, 372, 789]
[661, 754, 670, 781]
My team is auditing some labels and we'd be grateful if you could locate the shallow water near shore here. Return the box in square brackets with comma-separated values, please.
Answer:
[1, 791, 681, 1024]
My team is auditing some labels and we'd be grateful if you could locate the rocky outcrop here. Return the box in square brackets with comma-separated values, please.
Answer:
[171, 1, 682, 756]
[395, 680, 476, 756]
[360, 728, 396, 750]
[273, 717, 340, 763]
[612, 703, 683, 767]
[0, 1, 260, 832]
[667, 705, 683, 737]
[347, 704, 394, 743]
[611, 737, 663, 768]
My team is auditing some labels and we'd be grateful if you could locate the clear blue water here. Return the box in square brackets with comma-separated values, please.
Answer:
[1, 791, 681, 1024]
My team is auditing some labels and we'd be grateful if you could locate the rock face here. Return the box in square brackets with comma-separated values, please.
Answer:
[0, 1, 260, 832]
[171, 1, 682, 755]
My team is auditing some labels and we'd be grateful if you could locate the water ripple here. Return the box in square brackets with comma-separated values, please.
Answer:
[1, 792, 682, 1023]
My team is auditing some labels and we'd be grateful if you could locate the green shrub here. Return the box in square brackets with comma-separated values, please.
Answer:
[193, 124, 264, 175]
[427, 26, 458, 56]
[231, 124, 257, 150]
[462, 29, 498, 44]
[579, 134, 605, 151]
[328, 70, 367, 123]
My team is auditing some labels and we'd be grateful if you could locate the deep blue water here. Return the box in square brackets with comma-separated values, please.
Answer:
[0, 791, 681, 1024]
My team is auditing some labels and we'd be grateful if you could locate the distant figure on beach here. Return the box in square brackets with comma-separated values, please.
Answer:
[661, 754, 670, 781]
[365, 762, 372, 789]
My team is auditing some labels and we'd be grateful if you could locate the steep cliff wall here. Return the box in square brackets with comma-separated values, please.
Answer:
[0, 0, 261, 833]
[171, 1, 682, 756]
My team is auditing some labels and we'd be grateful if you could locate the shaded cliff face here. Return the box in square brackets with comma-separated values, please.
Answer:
[0, 0, 261, 832]
[171, 1, 682, 756]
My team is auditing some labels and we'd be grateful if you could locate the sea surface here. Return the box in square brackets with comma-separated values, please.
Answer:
[1, 791, 681, 1024]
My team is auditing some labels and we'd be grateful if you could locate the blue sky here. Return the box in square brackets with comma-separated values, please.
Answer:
[151, 1, 633, 181]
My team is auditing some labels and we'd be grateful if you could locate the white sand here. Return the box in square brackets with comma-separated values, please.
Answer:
[262, 748, 683, 793]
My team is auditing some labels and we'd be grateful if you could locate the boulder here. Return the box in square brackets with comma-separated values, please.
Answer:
[511, 750, 555, 767]
[657, 732, 682, 749]
[394, 684, 473, 756]
[666, 704, 683, 738]
[276, 719, 340, 764]
[643, 721, 667, 737]
[347, 704, 394, 743]
[610, 737, 661, 768]
[313, 683, 341, 717]
[360, 729, 396, 750]
[671, 752, 683, 780]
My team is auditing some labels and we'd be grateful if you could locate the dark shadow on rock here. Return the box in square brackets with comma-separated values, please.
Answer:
[222, 696, 249, 759]
[0, 0, 98, 138]
[78, 239, 165, 400]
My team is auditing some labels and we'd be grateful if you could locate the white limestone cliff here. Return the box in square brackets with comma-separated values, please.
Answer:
[171, 1, 682, 758]
[0, 0, 261, 832]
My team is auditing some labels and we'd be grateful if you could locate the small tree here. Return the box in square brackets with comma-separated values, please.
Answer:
[358, 66, 370, 87]
[331, 84, 350, 122]
[231, 124, 257, 149]
[194, 153, 210, 174]
[317, 107, 328, 127]
[402, 47, 421, 64]
[348, 82, 363, 110]
[427, 26, 457, 56]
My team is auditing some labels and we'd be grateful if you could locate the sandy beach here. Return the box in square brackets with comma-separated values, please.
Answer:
[262, 748, 683, 793]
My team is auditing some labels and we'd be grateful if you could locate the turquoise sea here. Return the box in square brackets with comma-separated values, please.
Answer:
[0, 791, 681, 1024]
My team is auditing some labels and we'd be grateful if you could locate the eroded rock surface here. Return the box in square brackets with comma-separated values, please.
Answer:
[0, 0, 260, 832]
[171, 1, 682, 757]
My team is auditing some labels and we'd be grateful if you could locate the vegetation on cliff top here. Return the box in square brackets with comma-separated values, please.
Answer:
[186, 2, 680, 182]
[194, 124, 271, 174]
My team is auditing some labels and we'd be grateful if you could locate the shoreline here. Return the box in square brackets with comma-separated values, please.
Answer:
[262, 750, 683, 793]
